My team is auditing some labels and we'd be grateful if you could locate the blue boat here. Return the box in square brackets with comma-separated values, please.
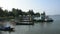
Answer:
[0, 27, 14, 31]
[0, 20, 15, 31]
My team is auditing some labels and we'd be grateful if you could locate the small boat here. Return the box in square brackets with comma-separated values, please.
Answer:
[0, 27, 14, 31]
[0, 19, 15, 32]
[44, 17, 53, 22]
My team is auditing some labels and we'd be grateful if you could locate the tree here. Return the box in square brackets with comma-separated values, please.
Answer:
[16, 9, 22, 15]
[28, 10, 34, 15]
[4, 9, 9, 17]
[0, 7, 4, 17]
[12, 8, 17, 17]
[8, 11, 14, 16]
[35, 12, 40, 16]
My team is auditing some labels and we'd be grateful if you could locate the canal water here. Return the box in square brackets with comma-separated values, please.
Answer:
[0, 15, 60, 34]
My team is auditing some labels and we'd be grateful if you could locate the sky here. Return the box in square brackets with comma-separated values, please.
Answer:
[0, 0, 60, 15]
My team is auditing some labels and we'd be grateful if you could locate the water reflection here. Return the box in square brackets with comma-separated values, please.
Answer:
[0, 31, 2, 34]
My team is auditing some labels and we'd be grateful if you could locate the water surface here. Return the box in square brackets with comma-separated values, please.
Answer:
[0, 15, 60, 34]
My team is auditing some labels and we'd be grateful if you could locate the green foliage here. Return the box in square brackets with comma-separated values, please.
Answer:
[0, 7, 40, 18]
[28, 10, 34, 15]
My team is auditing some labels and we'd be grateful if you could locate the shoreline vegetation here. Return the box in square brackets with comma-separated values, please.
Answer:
[0, 7, 40, 20]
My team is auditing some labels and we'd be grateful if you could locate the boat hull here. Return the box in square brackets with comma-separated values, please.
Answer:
[0, 27, 15, 32]
[33, 19, 53, 22]
[16, 22, 34, 25]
